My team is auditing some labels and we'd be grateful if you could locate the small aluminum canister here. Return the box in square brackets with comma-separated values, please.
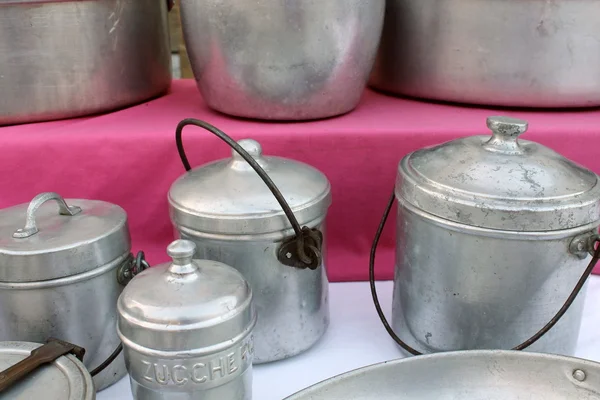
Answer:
[388, 116, 600, 356]
[118, 240, 256, 400]
[0, 341, 95, 399]
[0, 192, 141, 390]
[169, 137, 332, 363]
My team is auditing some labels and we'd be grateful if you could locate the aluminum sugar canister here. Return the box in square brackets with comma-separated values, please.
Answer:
[0, 192, 147, 391]
[118, 239, 256, 400]
[371, 116, 600, 357]
[169, 119, 332, 363]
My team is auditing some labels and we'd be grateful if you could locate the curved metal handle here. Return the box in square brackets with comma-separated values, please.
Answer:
[369, 190, 600, 356]
[175, 118, 323, 270]
[13, 192, 82, 239]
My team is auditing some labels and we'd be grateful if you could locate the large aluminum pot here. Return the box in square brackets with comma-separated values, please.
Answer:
[170, 119, 331, 363]
[179, 0, 385, 120]
[285, 350, 600, 399]
[0, 0, 172, 126]
[0, 192, 149, 391]
[371, 116, 600, 357]
[118, 240, 256, 400]
[369, 0, 600, 108]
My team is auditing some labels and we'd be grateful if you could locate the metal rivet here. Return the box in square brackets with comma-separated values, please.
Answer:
[286, 252, 292, 259]
[573, 369, 586, 382]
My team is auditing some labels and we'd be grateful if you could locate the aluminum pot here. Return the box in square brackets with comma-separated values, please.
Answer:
[179, 0, 385, 120]
[0, 341, 95, 399]
[0, 192, 149, 391]
[285, 350, 600, 399]
[169, 119, 331, 363]
[0, 0, 172, 126]
[369, 0, 600, 108]
[118, 240, 256, 400]
[370, 116, 600, 356]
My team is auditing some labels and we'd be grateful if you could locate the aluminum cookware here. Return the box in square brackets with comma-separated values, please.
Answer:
[0, 0, 172, 126]
[369, 0, 600, 108]
[169, 119, 332, 363]
[179, 0, 385, 120]
[371, 116, 600, 356]
[285, 350, 600, 399]
[117, 239, 256, 400]
[0, 192, 148, 391]
[0, 341, 95, 400]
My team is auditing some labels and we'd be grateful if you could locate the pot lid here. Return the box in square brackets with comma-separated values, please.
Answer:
[0, 192, 130, 283]
[168, 139, 331, 235]
[0, 341, 94, 400]
[117, 240, 255, 352]
[397, 116, 600, 232]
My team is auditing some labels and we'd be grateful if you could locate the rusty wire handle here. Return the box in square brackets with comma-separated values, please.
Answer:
[370, 191, 600, 356]
[175, 118, 323, 269]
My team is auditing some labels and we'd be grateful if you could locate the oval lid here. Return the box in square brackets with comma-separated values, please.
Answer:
[118, 240, 255, 352]
[0, 192, 130, 283]
[397, 116, 600, 232]
[168, 139, 331, 235]
[0, 341, 94, 400]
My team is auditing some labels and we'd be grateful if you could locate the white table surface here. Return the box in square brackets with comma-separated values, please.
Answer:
[100, 277, 600, 400]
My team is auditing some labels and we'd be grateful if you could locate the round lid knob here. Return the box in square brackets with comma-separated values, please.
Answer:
[167, 240, 196, 265]
[483, 116, 529, 155]
[233, 139, 263, 159]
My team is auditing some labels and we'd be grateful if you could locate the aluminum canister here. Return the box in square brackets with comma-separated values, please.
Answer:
[385, 116, 600, 356]
[169, 128, 332, 363]
[0, 192, 143, 391]
[117, 239, 256, 400]
[0, 341, 95, 399]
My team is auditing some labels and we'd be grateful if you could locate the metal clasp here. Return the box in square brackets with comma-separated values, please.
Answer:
[569, 232, 600, 260]
[117, 251, 150, 286]
[277, 227, 324, 270]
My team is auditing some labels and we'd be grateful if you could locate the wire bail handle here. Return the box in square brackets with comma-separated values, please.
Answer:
[369, 191, 600, 356]
[175, 118, 324, 270]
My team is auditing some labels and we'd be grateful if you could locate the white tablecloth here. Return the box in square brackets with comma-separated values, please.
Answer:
[100, 277, 600, 400]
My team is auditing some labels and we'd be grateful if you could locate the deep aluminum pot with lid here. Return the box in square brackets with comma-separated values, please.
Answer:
[0, 341, 95, 400]
[0, 192, 148, 391]
[179, 0, 385, 120]
[169, 119, 332, 363]
[0, 0, 172, 126]
[369, 0, 600, 108]
[118, 239, 256, 400]
[371, 116, 600, 356]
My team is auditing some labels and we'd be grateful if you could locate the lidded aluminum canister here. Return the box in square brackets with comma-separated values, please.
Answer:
[0, 192, 141, 391]
[374, 116, 600, 356]
[0, 341, 95, 400]
[169, 121, 332, 363]
[117, 239, 256, 400]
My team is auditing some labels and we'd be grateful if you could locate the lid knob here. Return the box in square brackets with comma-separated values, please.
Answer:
[167, 240, 197, 272]
[483, 116, 528, 155]
[233, 139, 263, 160]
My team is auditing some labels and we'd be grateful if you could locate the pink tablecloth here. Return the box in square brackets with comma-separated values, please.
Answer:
[1, 79, 599, 280]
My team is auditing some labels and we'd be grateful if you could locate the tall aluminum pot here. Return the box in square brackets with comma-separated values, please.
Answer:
[0, 192, 149, 391]
[169, 119, 331, 363]
[118, 240, 256, 400]
[0, 0, 172, 126]
[371, 117, 600, 356]
[369, 0, 600, 108]
[179, 0, 385, 120]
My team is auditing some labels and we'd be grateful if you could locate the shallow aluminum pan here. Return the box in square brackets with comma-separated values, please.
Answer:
[285, 350, 600, 399]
